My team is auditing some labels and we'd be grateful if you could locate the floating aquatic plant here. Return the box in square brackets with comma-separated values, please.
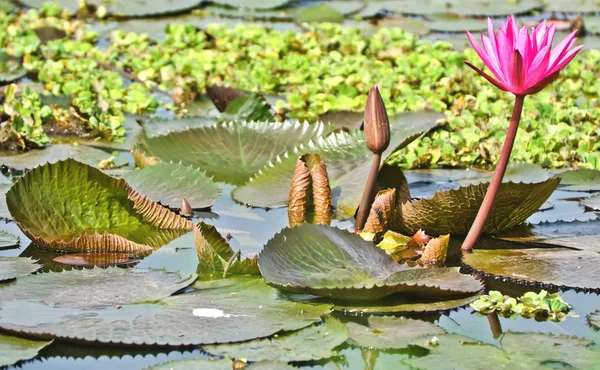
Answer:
[470, 290, 571, 321]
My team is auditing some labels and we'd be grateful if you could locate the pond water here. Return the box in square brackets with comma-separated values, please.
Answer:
[1, 172, 599, 369]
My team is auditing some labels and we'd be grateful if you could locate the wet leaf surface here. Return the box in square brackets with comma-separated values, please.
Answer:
[0, 334, 52, 367]
[399, 178, 560, 235]
[403, 332, 600, 369]
[463, 248, 600, 290]
[0, 279, 331, 346]
[332, 292, 480, 313]
[141, 121, 334, 185]
[204, 317, 349, 362]
[0, 267, 195, 308]
[259, 224, 482, 300]
[7, 159, 192, 255]
[52, 253, 139, 267]
[123, 162, 219, 209]
[0, 257, 39, 283]
[0, 230, 19, 249]
[347, 316, 444, 349]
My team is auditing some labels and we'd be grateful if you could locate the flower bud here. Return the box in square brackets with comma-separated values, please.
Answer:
[179, 197, 193, 217]
[364, 85, 390, 154]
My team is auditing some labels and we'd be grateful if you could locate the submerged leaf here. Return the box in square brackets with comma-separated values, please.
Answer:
[7, 159, 192, 255]
[347, 316, 444, 349]
[0, 334, 52, 368]
[403, 332, 600, 369]
[123, 162, 219, 209]
[194, 222, 260, 276]
[398, 179, 560, 235]
[0, 279, 331, 346]
[205, 317, 349, 362]
[463, 248, 600, 290]
[0, 267, 195, 308]
[0, 257, 39, 283]
[141, 121, 333, 185]
[259, 224, 482, 300]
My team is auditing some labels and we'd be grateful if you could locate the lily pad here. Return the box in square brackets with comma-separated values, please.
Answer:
[398, 178, 560, 235]
[140, 121, 334, 185]
[0, 144, 129, 170]
[463, 248, 600, 290]
[295, 4, 345, 24]
[0, 230, 19, 248]
[546, 0, 600, 13]
[358, 0, 542, 17]
[0, 334, 52, 368]
[588, 311, 600, 330]
[0, 279, 332, 346]
[0, 257, 39, 283]
[559, 169, 600, 191]
[19, 0, 203, 17]
[195, 222, 260, 276]
[0, 267, 195, 308]
[52, 253, 139, 267]
[333, 292, 480, 313]
[7, 159, 192, 255]
[149, 358, 233, 370]
[347, 316, 444, 349]
[403, 332, 600, 369]
[123, 162, 219, 209]
[208, 0, 292, 10]
[422, 14, 488, 33]
[259, 224, 482, 300]
[233, 111, 442, 217]
[204, 317, 349, 362]
[582, 194, 600, 210]
[141, 116, 216, 138]
[219, 93, 274, 123]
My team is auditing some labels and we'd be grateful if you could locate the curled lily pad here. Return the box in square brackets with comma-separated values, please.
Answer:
[140, 121, 334, 185]
[259, 224, 482, 300]
[234, 111, 441, 217]
[559, 169, 600, 191]
[7, 159, 192, 255]
[333, 292, 480, 313]
[398, 178, 560, 235]
[0, 267, 195, 308]
[403, 332, 599, 369]
[581, 194, 600, 210]
[463, 248, 600, 290]
[0, 334, 52, 367]
[123, 162, 219, 209]
[0, 257, 39, 283]
[195, 222, 260, 276]
[0, 279, 331, 346]
[0, 230, 19, 249]
[204, 317, 349, 362]
[347, 316, 444, 349]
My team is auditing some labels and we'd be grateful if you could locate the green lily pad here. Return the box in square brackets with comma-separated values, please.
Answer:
[559, 169, 600, 191]
[233, 111, 442, 217]
[7, 159, 192, 255]
[123, 162, 219, 209]
[205, 317, 349, 362]
[546, 0, 600, 13]
[398, 178, 560, 235]
[0, 52, 26, 84]
[0, 230, 19, 248]
[259, 224, 482, 300]
[358, 0, 542, 17]
[0, 257, 40, 283]
[403, 332, 600, 369]
[219, 93, 274, 123]
[463, 248, 600, 290]
[0, 279, 331, 346]
[582, 194, 600, 210]
[0, 144, 128, 170]
[347, 316, 444, 349]
[208, 0, 292, 10]
[149, 358, 233, 370]
[295, 4, 345, 24]
[19, 0, 203, 17]
[0, 267, 195, 308]
[0, 334, 52, 368]
[333, 292, 480, 313]
[585, 16, 600, 35]
[497, 220, 600, 253]
[195, 222, 260, 276]
[422, 14, 489, 33]
[140, 116, 215, 138]
[588, 311, 600, 330]
[140, 121, 334, 185]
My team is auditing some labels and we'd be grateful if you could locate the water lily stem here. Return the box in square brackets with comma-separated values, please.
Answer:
[461, 94, 525, 252]
[355, 153, 382, 232]
[487, 312, 503, 339]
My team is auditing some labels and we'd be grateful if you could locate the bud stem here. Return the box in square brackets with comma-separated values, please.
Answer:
[355, 153, 382, 232]
[461, 94, 525, 252]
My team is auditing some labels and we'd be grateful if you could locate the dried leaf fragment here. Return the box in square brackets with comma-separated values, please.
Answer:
[420, 235, 450, 268]
[287, 154, 332, 227]
[363, 188, 396, 235]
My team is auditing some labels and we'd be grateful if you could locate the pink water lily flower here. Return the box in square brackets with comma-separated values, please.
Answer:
[465, 16, 583, 96]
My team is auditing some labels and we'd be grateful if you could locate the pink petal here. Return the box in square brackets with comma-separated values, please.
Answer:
[548, 45, 584, 74]
[466, 30, 497, 71]
[534, 20, 547, 48]
[526, 44, 552, 84]
[464, 61, 511, 92]
[481, 35, 505, 81]
[522, 71, 560, 95]
[497, 28, 513, 81]
[550, 30, 578, 65]
[509, 50, 525, 93]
